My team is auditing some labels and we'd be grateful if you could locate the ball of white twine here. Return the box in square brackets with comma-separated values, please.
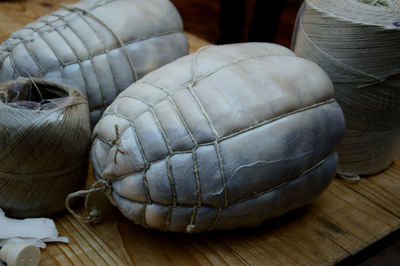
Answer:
[292, 0, 400, 178]
[0, 78, 91, 218]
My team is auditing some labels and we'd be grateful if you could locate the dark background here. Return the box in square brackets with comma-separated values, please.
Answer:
[170, 0, 303, 47]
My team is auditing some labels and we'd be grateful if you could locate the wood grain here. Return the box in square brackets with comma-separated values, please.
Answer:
[1, 1, 400, 265]
[339, 159, 400, 218]
[57, 176, 400, 266]
[0, 0, 76, 42]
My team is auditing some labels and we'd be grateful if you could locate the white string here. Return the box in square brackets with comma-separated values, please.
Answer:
[292, 0, 400, 178]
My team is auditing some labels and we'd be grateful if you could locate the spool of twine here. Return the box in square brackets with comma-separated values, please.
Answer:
[0, 78, 91, 218]
[292, 0, 400, 178]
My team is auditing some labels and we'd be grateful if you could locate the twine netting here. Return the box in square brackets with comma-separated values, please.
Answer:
[292, 0, 400, 178]
[0, 0, 188, 124]
[69, 43, 343, 232]
[0, 78, 90, 218]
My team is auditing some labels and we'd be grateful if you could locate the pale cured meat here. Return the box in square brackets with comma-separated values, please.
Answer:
[91, 43, 345, 232]
[0, 0, 189, 124]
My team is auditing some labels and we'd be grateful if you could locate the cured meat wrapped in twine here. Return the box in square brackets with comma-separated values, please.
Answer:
[292, 0, 400, 179]
[68, 43, 345, 232]
[0, 78, 90, 218]
[0, 0, 189, 125]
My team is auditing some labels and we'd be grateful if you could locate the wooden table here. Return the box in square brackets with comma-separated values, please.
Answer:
[1, 1, 400, 265]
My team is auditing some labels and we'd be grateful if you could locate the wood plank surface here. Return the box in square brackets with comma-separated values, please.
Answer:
[1, 1, 400, 265]
[338, 160, 400, 218]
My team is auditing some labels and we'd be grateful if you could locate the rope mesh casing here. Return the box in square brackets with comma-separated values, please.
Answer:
[89, 43, 345, 232]
[0, 0, 189, 125]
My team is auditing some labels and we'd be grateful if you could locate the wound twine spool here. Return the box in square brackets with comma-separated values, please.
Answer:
[292, 0, 400, 178]
[0, 78, 90, 218]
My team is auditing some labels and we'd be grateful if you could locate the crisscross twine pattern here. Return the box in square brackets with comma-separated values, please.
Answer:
[0, 0, 188, 124]
[292, 0, 400, 178]
[79, 45, 340, 232]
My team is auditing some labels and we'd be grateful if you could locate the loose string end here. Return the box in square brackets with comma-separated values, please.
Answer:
[66, 179, 112, 224]
[337, 171, 361, 182]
